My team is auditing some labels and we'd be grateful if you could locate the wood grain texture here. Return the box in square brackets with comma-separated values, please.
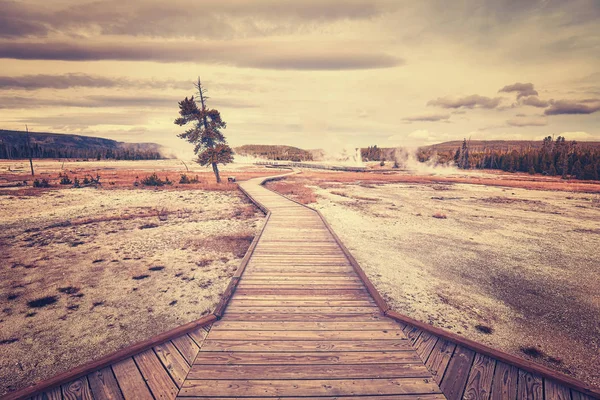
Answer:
[111, 358, 153, 400]
[87, 367, 124, 400]
[439, 345, 476, 400]
[61, 377, 92, 400]
[463, 353, 496, 400]
[517, 370, 543, 400]
[134, 349, 178, 399]
[490, 361, 519, 400]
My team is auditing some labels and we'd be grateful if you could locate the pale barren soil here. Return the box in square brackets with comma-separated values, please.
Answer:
[0, 170, 263, 395]
[268, 171, 600, 389]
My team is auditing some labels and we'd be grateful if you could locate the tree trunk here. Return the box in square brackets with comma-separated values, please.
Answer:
[212, 162, 221, 183]
[26, 125, 34, 176]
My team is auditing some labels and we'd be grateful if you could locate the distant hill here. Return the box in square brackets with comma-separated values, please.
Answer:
[234, 144, 313, 161]
[0, 129, 166, 160]
[421, 140, 600, 153]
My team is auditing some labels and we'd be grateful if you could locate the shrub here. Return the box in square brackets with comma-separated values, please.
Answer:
[179, 174, 191, 184]
[33, 178, 50, 188]
[59, 173, 73, 185]
[141, 173, 172, 186]
[179, 174, 199, 184]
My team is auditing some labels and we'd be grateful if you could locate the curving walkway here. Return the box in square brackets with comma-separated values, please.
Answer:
[174, 176, 444, 398]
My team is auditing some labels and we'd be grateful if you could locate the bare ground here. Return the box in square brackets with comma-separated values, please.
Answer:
[0, 186, 262, 395]
[269, 172, 600, 389]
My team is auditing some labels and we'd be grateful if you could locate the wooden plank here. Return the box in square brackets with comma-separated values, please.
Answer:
[490, 361, 518, 400]
[154, 341, 190, 387]
[222, 312, 385, 321]
[571, 390, 597, 400]
[211, 321, 400, 331]
[134, 349, 179, 400]
[187, 327, 210, 348]
[463, 353, 496, 400]
[414, 330, 438, 360]
[517, 370, 543, 400]
[87, 367, 124, 400]
[439, 345, 476, 400]
[61, 377, 92, 400]
[178, 378, 442, 397]
[187, 363, 432, 380]
[111, 358, 153, 400]
[31, 386, 62, 400]
[223, 306, 378, 313]
[227, 299, 375, 307]
[235, 288, 368, 299]
[171, 334, 200, 365]
[175, 396, 446, 400]
[237, 284, 366, 290]
[403, 325, 422, 343]
[207, 329, 407, 341]
[425, 338, 456, 386]
[194, 351, 420, 365]
[201, 339, 412, 352]
[545, 380, 572, 400]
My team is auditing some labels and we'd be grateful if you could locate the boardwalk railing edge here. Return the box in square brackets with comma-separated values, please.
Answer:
[1, 172, 296, 400]
[1, 314, 217, 400]
[258, 171, 600, 399]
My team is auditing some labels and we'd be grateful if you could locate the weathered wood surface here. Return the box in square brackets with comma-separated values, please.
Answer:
[176, 177, 444, 398]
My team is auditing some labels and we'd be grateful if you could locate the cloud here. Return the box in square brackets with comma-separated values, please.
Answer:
[544, 99, 600, 115]
[521, 96, 549, 108]
[0, 0, 398, 39]
[0, 40, 403, 70]
[0, 74, 192, 90]
[0, 94, 257, 109]
[499, 82, 538, 99]
[506, 115, 548, 127]
[401, 114, 450, 122]
[427, 95, 502, 109]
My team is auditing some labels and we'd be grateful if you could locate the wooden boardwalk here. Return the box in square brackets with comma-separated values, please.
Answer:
[7, 173, 599, 400]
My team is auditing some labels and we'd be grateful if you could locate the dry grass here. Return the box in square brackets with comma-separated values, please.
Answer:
[286, 170, 600, 194]
[0, 164, 286, 196]
[265, 180, 317, 204]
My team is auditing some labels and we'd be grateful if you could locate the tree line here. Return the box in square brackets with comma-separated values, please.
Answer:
[452, 137, 600, 180]
[0, 142, 163, 160]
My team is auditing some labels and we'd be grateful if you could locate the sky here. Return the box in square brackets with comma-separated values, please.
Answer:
[1, 0, 599, 154]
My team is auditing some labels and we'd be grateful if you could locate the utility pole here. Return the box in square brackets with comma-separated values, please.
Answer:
[26, 125, 34, 176]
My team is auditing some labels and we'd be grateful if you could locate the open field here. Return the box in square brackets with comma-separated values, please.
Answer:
[0, 160, 276, 396]
[266, 170, 600, 389]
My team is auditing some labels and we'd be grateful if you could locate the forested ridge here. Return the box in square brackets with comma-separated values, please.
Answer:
[0, 129, 164, 160]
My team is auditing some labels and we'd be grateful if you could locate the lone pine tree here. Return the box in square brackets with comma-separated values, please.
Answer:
[174, 78, 233, 183]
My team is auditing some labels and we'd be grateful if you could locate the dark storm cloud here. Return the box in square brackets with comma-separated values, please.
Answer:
[0, 0, 397, 39]
[427, 95, 501, 109]
[544, 99, 600, 115]
[401, 114, 450, 122]
[0, 41, 403, 70]
[499, 82, 538, 99]
[521, 96, 549, 108]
